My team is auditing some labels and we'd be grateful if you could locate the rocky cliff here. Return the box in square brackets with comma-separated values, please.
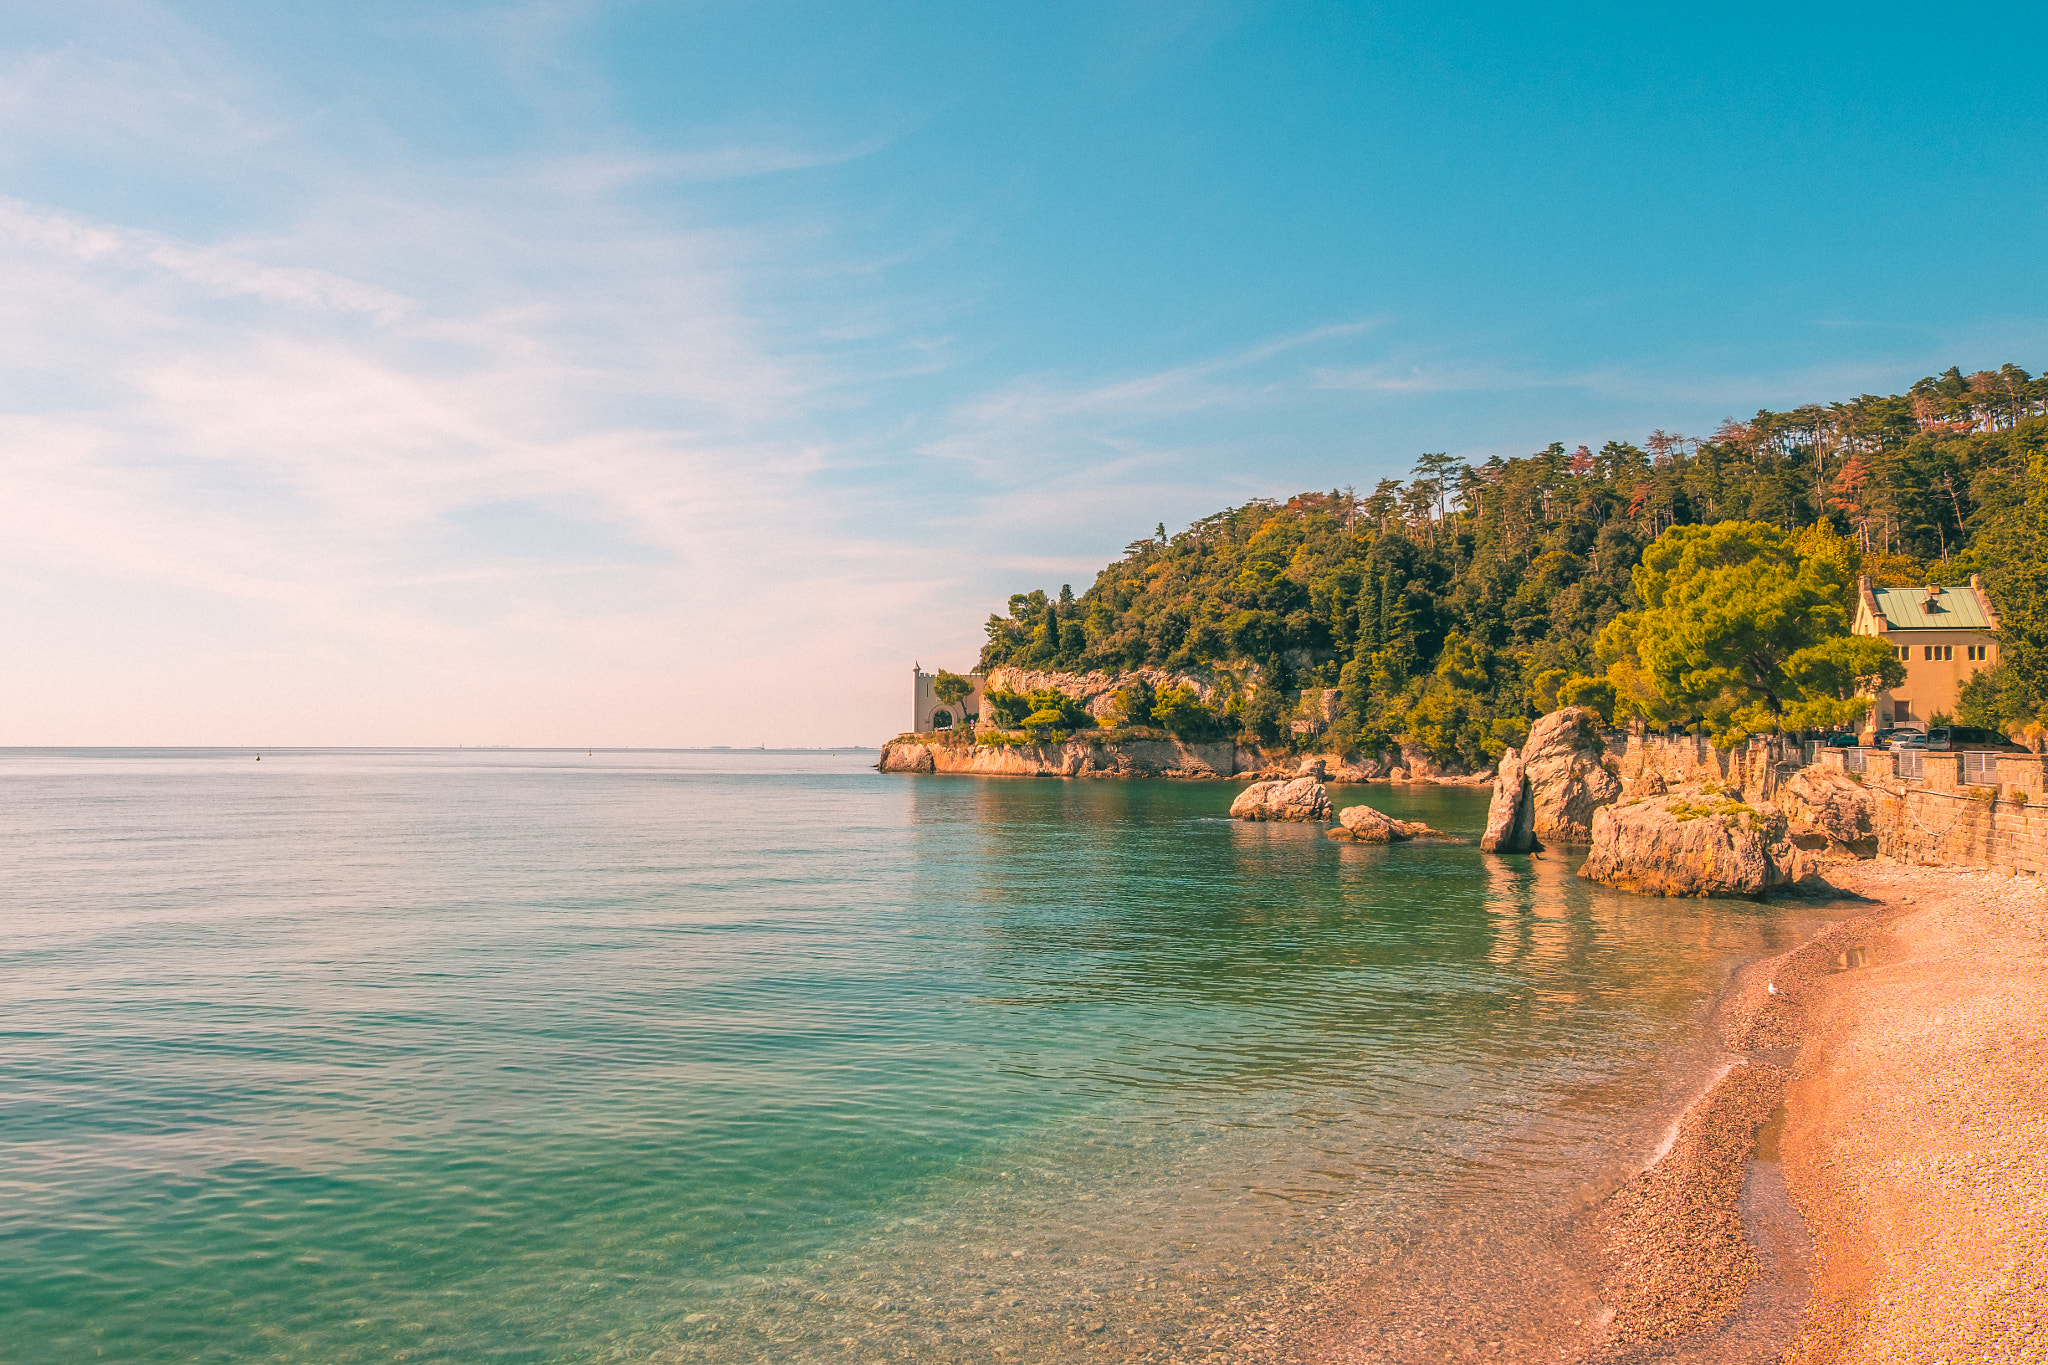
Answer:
[946, 666, 1496, 783]
[981, 665, 1227, 721]
[877, 734, 1241, 779]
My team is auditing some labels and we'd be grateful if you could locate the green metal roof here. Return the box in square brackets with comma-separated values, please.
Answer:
[1871, 585, 1994, 632]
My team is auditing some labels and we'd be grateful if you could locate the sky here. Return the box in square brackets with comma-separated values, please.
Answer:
[1, 1, 2043, 746]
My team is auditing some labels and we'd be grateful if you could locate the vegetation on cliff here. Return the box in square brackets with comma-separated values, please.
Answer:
[976, 365, 2048, 759]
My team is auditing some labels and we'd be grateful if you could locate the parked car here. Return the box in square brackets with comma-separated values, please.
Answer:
[1919, 725, 2026, 753]
[1824, 732, 1863, 748]
[1876, 725, 1926, 749]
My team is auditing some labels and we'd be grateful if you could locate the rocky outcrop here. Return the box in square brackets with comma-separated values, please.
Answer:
[1521, 707, 1623, 842]
[1579, 790, 1810, 898]
[1229, 772, 1332, 821]
[1383, 747, 1496, 785]
[878, 743, 938, 773]
[1326, 803, 1448, 842]
[1772, 767, 1879, 858]
[1480, 747, 1538, 853]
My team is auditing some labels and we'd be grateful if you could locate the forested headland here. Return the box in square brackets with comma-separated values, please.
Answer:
[974, 364, 2048, 764]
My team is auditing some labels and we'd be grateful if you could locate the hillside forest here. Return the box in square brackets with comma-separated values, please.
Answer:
[973, 364, 2048, 765]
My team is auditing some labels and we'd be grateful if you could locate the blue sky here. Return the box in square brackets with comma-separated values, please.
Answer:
[1, 0, 2043, 744]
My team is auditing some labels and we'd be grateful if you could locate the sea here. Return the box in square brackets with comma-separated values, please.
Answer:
[0, 749, 1832, 1363]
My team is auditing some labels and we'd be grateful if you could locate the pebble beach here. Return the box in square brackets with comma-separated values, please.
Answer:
[1569, 862, 2042, 1363]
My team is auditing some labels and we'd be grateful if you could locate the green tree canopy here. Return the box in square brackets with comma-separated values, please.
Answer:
[1978, 446, 2048, 725]
[1614, 521, 1903, 741]
[968, 365, 2043, 759]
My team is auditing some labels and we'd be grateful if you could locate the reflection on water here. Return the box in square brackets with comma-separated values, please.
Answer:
[0, 754, 1837, 1364]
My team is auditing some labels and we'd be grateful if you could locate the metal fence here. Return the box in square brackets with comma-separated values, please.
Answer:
[1961, 751, 2001, 786]
[1895, 749, 1924, 780]
[1842, 746, 1869, 774]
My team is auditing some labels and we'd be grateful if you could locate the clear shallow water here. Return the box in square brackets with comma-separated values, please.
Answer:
[0, 750, 1824, 1363]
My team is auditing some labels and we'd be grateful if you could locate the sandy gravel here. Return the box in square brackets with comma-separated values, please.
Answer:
[1301, 861, 2047, 1365]
[1598, 1059, 1787, 1346]
[1778, 863, 2048, 1364]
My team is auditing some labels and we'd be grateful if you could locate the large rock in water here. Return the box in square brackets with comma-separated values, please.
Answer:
[1229, 775, 1331, 821]
[1480, 747, 1538, 852]
[1579, 790, 1809, 898]
[1326, 804, 1447, 842]
[1521, 707, 1623, 842]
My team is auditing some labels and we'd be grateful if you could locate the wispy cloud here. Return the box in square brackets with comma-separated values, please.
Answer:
[0, 7, 944, 744]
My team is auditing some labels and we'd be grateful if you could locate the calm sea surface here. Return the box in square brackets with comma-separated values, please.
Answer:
[0, 750, 1826, 1363]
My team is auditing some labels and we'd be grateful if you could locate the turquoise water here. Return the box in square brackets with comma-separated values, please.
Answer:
[0, 751, 1821, 1363]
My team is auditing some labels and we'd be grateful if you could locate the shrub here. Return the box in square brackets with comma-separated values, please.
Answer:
[1108, 679, 1156, 727]
[1152, 683, 1219, 738]
[983, 689, 1032, 727]
[1020, 708, 1070, 742]
[1240, 686, 1288, 746]
[1558, 676, 1617, 724]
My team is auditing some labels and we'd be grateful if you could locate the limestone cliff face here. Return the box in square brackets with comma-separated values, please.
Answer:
[1578, 791, 1809, 898]
[876, 736, 1240, 779]
[1771, 767, 1879, 857]
[877, 743, 938, 774]
[974, 666, 1494, 783]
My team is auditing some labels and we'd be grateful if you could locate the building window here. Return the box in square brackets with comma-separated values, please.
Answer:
[1967, 645, 1987, 661]
[1893, 645, 1909, 661]
[1923, 645, 1953, 661]
[1943, 645, 1953, 660]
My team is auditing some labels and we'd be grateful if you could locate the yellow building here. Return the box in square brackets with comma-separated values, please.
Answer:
[1851, 575, 2000, 732]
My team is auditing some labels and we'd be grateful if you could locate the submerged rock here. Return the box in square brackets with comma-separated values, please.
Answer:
[1521, 707, 1624, 842]
[1229, 775, 1331, 821]
[1480, 747, 1538, 853]
[1326, 803, 1447, 842]
[1579, 789, 1809, 898]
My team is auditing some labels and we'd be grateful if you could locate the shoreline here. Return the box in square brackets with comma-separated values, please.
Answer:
[1291, 859, 2046, 1363]
[1561, 861, 2043, 1362]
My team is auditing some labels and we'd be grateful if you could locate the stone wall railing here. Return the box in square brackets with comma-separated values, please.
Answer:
[1827, 748, 2048, 875]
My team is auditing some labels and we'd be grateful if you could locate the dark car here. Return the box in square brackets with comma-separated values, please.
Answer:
[1920, 725, 2025, 753]
[1824, 732, 1863, 747]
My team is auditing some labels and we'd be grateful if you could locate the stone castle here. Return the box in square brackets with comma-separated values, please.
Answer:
[909, 665, 986, 734]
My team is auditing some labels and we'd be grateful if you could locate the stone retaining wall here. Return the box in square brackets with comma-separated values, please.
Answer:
[1618, 735, 2048, 876]
[1842, 750, 2048, 875]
